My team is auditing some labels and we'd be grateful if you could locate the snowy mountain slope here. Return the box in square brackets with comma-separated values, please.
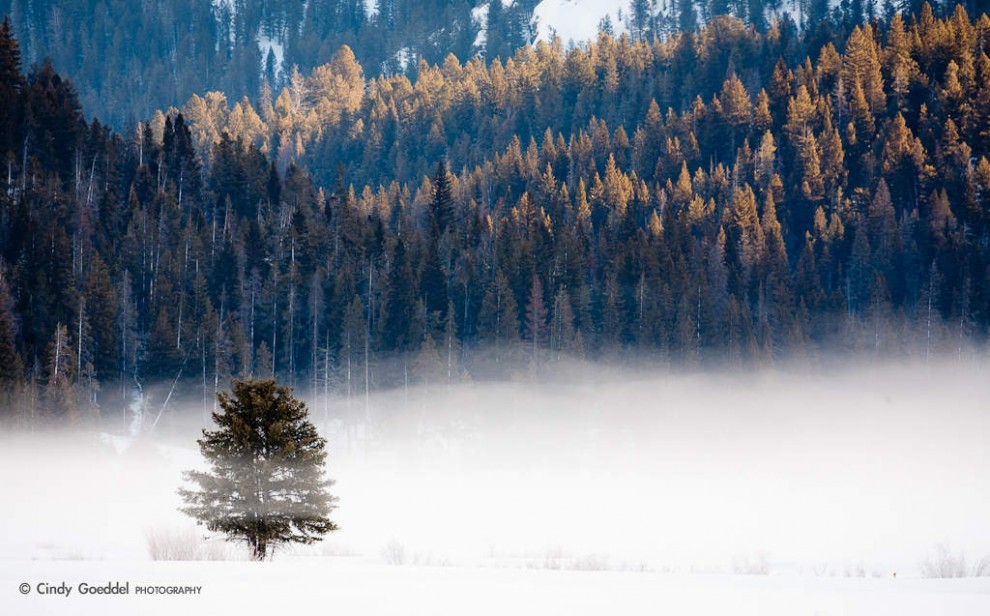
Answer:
[526, 0, 833, 46]
[531, 0, 634, 44]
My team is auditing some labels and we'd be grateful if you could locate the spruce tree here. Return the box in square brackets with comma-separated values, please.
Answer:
[430, 160, 454, 234]
[0, 273, 22, 397]
[525, 273, 548, 357]
[180, 378, 338, 561]
[382, 239, 415, 350]
[0, 14, 24, 158]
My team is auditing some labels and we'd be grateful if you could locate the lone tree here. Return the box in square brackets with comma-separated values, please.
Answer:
[179, 379, 338, 560]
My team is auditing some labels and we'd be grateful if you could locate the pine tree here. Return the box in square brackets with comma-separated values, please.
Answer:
[477, 269, 520, 363]
[419, 239, 448, 322]
[43, 323, 79, 423]
[82, 253, 118, 381]
[430, 160, 454, 234]
[179, 379, 338, 561]
[549, 285, 578, 360]
[0, 272, 22, 397]
[382, 239, 415, 350]
[0, 15, 25, 159]
[525, 273, 548, 360]
[630, 0, 653, 42]
[719, 73, 752, 150]
[842, 25, 886, 115]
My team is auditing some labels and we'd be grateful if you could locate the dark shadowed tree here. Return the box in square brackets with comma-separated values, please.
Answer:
[0, 15, 25, 160]
[179, 379, 338, 560]
[0, 271, 22, 401]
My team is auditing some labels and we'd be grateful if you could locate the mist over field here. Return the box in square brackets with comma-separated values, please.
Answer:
[3, 358, 989, 578]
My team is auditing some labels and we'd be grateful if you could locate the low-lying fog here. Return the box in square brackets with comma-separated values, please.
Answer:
[3, 359, 989, 576]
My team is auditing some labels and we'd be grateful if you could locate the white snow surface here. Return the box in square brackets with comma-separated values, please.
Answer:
[257, 29, 285, 82]
[3, 361, 990, 614]
[211, 0, 237, 47]
[532, 0, 632, 44]
[395, 46, 415, 71]
[472, 4, 490, 49]
[529, 0, 835, 47]
[2, 560, 989, 616]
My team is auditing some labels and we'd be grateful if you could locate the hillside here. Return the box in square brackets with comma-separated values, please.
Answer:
[0, 5, 989, 424]
[0, 0, 955, 127]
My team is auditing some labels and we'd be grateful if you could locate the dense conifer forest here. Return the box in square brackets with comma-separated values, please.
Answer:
[5, 0, 983, 128]
[0, 0, 537, 127]
[0, 3, 989, 424]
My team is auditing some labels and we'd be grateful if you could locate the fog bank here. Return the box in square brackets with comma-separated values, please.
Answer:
[2, 359, 989, 576]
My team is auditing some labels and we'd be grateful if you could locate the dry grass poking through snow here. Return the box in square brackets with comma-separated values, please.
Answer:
[145, 526, 229, 561]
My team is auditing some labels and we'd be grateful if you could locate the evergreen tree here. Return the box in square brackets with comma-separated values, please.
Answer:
[525, 273, 548, 359]
[0, 14, 24, 159]
[0, 272, 22, 397]
[179, 379, 338, 561]
[43, 323, 79, 423]
[82, 254, 118, 382]
[382, 239, 416, 350]
[430, 159, 454, 234]
[477, 269, 520, 362]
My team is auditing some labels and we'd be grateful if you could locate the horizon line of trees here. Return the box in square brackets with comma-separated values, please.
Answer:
[0, 4, 989, 427]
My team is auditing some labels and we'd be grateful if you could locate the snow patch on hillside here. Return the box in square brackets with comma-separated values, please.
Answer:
[531, 0, 632, 44]
[529, 0, 828, 47]
[396, 46, 415, 72]
[211, 0, 237, 47]
[472, 4, 490, 49]
[771, 0, 807, 26]
[257, 30, 286, 82]
[211, 0, 235, 14]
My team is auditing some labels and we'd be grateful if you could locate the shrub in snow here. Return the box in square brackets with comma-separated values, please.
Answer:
[381, 540, 406, 565]
[733, 552, 770, 575]
[920, 544, 990, 578]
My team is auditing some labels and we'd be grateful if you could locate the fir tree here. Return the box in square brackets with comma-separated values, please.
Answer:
[0, 14, 24, 158]
[525, 273, 548, 359]
[430, 159, 454, 234]
[0, 272, 22, 397]
[179, 378, 338, 561]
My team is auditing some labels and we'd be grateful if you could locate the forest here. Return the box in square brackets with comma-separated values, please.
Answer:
[0, 2, 989, 425]
[3, 1, 981, 129]
[0, 0, 537, 127]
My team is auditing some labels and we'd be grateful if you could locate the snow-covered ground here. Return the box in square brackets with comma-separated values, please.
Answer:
[363, 0, 379, 19]
[472, 3, 491, 49]
[532, 0, 634, 44]
[3, 360, 990, 614]
[211, 0, 237, 48]
[257, 29, 286, 82]
[3, 560, 989, 616]
[528, 0, 821, 46]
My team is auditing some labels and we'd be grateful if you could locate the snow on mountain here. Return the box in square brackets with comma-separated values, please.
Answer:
[395, 46, 416, 72]
[257, 30, 286, 82]
[211, 0, 237, 47]
[472, 4, 491, 49]
[529, 0, 820, 47]
[531, 0, 633, 44]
